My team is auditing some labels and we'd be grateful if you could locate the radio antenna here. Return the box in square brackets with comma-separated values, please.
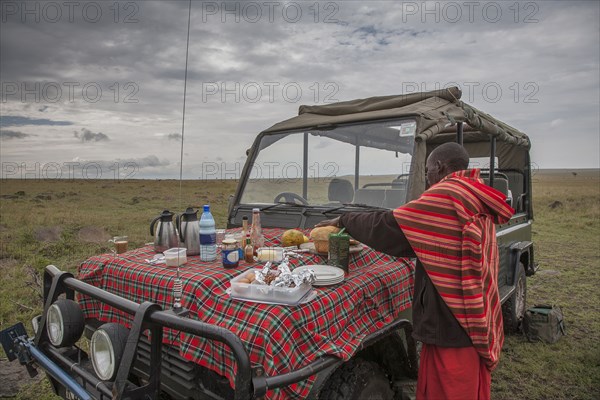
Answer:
[179, 0, 192, 201]
[173, 0, 192, 316]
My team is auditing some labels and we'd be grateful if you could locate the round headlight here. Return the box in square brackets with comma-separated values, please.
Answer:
[91, 323, 129, 381]
[46, 304, 64, 345]
[45, 299, 84, 347]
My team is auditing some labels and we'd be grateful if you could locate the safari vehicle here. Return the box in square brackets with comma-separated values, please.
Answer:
[229, 86, 535, 332]
[1, 87, 534, 400]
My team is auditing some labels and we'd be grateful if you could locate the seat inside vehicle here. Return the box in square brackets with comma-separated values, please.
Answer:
[328, 178, 354, 203]
[503, 171, 527, 212]
[354, 188, 386, 207]
[503, 171, 524, 200]
[383, 189, 406, 209]
[483, 177, 512, 207]
[391, 177, 408, 189]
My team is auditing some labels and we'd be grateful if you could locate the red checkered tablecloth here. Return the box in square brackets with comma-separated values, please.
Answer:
[78, 228, 415, 399]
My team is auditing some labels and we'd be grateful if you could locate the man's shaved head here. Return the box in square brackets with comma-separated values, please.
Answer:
[429, 143, 470, 171]
[426, 142, 469, 186]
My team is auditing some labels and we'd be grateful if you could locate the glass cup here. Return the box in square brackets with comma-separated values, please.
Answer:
[110, 236, 128, 254]
[232, 232, 244, 248]
[216, 229, 226, 247]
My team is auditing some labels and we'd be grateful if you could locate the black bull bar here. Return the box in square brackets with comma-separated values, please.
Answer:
[25, 264, 413, 399]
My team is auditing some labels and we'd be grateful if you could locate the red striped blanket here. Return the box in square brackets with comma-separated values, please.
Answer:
[393, 169, 514, 370]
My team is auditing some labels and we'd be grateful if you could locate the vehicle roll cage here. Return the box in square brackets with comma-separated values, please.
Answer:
[455, 121, 498, 186]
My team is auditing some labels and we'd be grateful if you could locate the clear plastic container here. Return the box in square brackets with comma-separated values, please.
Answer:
[229, 268, 311, 305]
[163, 248, 187, 267]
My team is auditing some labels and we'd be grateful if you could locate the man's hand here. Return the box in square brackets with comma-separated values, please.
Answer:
[314, 216, 341, 228]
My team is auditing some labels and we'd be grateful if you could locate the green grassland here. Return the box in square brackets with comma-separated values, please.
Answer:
[0, 170, 598, 399]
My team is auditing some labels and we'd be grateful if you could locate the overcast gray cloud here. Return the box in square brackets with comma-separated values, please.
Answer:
[0, 154, 170, 179]
[0, 116, 73, 127]
[74, 128, 110, 142]
[0, 0, 598, 177]
[74, 154, 169, 170]
[0, 129, 32, 140]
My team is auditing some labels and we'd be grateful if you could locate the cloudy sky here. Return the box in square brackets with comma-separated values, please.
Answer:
[1, 0, 598, 179]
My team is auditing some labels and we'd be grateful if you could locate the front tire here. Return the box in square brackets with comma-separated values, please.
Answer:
[503, 262, 527, 333]
[318, 358, 393, 400]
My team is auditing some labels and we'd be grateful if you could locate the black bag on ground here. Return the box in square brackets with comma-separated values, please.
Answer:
[523, 304, 566, 343]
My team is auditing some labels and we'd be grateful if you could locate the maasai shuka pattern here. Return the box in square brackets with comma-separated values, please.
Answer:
[393, 169, 514, 370]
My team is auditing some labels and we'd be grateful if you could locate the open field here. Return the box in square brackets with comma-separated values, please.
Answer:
[0, 170, 599, 399]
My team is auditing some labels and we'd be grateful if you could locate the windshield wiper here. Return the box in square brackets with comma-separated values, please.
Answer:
[319, 206, 345, 214]
[260, 202, 307, 212]
[317, 203, 388, 214]
[342, 203, 388, 211]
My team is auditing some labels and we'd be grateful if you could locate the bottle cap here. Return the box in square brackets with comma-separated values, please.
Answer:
[243, 216, 248, 220]
[252, 208, 260, 212]
[203, 205, 210, 212]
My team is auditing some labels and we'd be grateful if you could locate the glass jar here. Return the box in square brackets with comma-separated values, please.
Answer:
[222, 238, 240, 269]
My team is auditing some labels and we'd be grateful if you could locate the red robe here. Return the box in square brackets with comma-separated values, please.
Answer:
[393, 169, 514, 370]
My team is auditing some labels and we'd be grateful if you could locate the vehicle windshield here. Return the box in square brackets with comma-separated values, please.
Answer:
[240, 119, 416, 209]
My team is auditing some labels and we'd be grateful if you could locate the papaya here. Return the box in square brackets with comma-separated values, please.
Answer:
[281, 229, 306, 247]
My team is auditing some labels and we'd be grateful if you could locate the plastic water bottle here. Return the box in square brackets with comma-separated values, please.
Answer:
[199, 204, 217, 261]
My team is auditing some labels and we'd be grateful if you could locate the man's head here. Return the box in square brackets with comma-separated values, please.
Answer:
[426, 142, 469, 186]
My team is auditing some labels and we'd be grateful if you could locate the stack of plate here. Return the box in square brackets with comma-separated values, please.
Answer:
[294, 265, 345, 286]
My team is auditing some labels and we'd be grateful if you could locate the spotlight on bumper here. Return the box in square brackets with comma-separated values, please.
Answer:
[46, 299, 84, 347]
[90, 323, 129, 381]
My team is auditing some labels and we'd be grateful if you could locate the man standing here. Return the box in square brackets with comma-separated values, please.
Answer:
[316, 142, 514, 399]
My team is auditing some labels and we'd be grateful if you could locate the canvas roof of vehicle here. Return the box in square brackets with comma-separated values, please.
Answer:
[261, 86, 530, 150]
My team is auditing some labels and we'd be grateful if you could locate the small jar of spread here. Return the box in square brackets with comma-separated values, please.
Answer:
[222, 238, 240, 269]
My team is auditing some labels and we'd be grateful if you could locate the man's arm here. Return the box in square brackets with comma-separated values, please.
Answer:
[316, 211, 415, 258]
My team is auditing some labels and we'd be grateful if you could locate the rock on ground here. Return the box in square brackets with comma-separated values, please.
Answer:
[0, 359, 44, 397]
[34, 226, 63, 242]
[78, 226, 110, 243]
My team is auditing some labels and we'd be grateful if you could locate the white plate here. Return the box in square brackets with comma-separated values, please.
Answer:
[312, 278, 344, 287]
[294, 265, 345, 286]
[294, 264, 344, 278]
